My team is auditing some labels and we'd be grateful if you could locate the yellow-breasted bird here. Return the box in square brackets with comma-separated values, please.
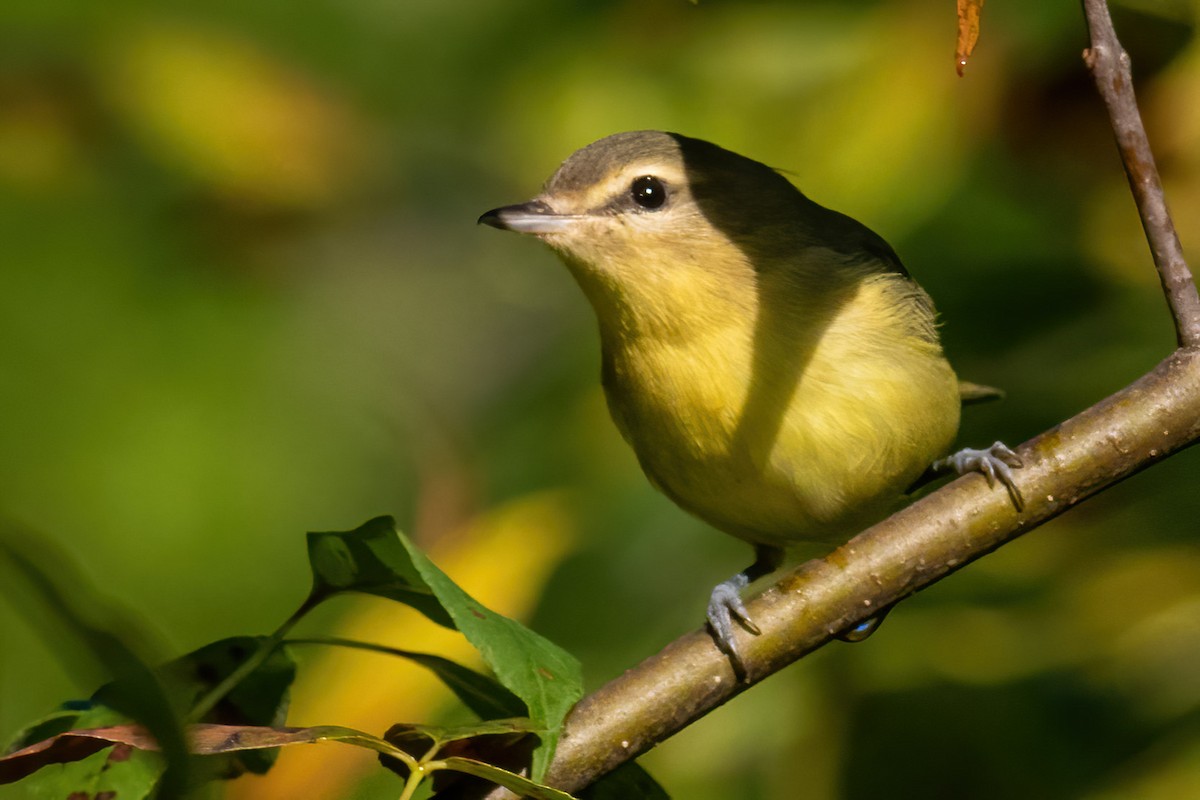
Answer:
[479, 131, 1021, 669]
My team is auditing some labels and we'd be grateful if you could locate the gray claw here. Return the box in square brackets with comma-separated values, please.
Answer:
[707, 577, 758, 679]
[936, 441, 1025, 512]
[706, 546, 782, 681]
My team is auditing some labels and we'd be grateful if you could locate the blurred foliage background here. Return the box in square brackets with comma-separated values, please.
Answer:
[2, 0, 1200, 797]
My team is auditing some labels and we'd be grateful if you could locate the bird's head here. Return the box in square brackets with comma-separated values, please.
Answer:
[481, 130, 810, 269]
[479, 131, 905, 335]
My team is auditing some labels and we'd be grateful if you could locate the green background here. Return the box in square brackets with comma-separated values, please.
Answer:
[3, 0, 1200, 797]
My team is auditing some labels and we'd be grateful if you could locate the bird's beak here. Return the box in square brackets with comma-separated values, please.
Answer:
[477, 200, 581, 235]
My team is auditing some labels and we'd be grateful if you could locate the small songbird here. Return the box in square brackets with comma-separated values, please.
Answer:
[479, 131, 1020, 670]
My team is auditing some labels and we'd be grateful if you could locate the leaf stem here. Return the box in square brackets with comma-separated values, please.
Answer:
[285, 635, 425, 658]
[187, 597, 316, 722]
[397, 764, 429, 800]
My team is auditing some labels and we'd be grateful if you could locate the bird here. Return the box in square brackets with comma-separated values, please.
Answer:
[478, 130, 1021, 673]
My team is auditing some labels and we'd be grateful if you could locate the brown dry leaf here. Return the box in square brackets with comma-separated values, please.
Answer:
[0, 723, 406, 785]
[956, 0, 985, 76]
[0, 730, 132, 784]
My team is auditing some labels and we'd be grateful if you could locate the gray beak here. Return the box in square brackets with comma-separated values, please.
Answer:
[477, 200, 581, 234]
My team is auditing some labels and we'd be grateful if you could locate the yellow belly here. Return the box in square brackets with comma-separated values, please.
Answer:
[601, 276, 961, 547]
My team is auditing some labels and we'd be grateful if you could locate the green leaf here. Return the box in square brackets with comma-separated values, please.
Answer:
[306, 516, 454, 627]
[580, 762, 672, 800]
[0, 706, 164, 797]
[170, 636, 297, 774]
[191, 637, 295, 730]
[395, 525, 583, 781]
[387, 650, 528, 721]
[289, 637, 525, 720]
[304, 517, 582, 782]
[438, 756, 579, 800]
[22, 745, 164, 800]
[384, 717, 539, 751]
[3, 637, 296, 789]
[3, 708, 84, 753]
[383, 719, 539, 790]
[0, 524, 190, 797]
[94, 636, 296, 727]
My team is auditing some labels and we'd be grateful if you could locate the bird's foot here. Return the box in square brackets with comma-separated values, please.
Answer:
[934, 441, 1025, 511]
[707, 575, 757, 680]
[706, 545, 784, 681]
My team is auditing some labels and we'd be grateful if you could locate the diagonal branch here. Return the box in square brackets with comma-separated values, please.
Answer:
[540, 349, 1200, 793]
[489, 3, 1200, 796]
[1081, 0, 1200, 348]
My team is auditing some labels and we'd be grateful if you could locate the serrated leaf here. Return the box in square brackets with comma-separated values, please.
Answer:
[306, 516, 454, 627]
[438, 756, 579, 800]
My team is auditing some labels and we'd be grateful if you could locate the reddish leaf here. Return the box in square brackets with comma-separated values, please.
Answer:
[0, 723, 411, 785]
[0, 727, 155, 783]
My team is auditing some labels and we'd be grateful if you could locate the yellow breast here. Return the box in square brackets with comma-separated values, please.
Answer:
[600, 271, 961, 547]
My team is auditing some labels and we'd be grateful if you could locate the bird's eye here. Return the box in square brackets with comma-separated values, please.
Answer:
[630, 175, 667, 210]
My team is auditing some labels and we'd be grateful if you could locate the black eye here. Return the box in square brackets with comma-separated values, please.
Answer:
[630, 175, 667, 210]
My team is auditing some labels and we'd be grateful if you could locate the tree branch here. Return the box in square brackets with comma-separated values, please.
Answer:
[489, 3, 1200, 796]
[539, 350, 1200, 793]
[1081, 0, 1200, 348]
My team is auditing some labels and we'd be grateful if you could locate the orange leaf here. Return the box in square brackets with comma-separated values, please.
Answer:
[955, 0, 985, 76]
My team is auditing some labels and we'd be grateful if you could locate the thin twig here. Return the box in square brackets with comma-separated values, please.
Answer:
[187, 599, 314, 722]
[1081, 0, 1200, 348]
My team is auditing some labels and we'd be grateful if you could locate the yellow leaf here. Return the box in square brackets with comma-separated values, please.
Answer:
[99, 20, 374, 210]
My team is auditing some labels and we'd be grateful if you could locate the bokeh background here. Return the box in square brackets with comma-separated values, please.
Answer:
[3, 0, 1200, 797]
